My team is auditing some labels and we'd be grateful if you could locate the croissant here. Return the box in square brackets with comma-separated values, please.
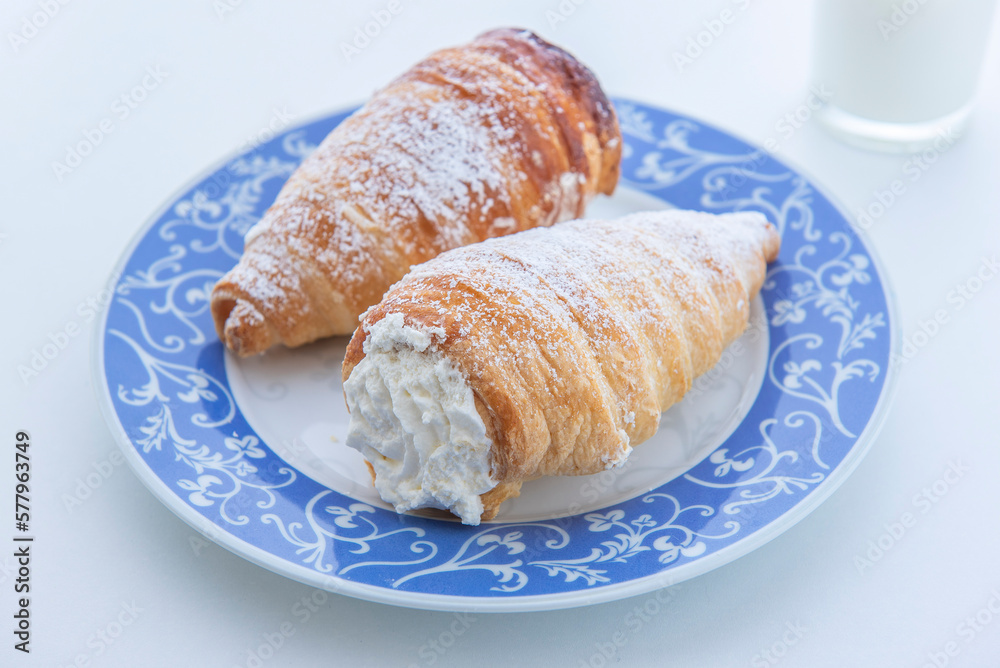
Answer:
[210, 28, 621, 356]
[341, 209, 781, 524]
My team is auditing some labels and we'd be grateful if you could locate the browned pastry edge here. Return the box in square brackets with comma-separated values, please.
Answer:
[475, 28, 621, 196]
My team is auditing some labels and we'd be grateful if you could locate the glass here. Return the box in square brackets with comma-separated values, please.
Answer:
[812, 0, 999, 153]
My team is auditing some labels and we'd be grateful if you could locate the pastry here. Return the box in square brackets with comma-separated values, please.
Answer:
[211, 28, 621, 356]
[341, 209, 781, 524]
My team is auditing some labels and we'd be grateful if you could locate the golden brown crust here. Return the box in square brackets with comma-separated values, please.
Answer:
[343, 210, 780, 521]
[212, 28, 621, 357]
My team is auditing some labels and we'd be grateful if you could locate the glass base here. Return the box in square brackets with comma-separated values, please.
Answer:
[816, 102, 971, 154]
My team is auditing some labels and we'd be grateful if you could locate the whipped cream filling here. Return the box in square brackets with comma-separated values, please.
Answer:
[343, 313, 495, 525]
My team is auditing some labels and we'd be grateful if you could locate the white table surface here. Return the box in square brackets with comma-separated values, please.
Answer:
[3, 1, 1000, 666]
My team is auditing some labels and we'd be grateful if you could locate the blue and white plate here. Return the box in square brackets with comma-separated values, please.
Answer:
[94, 98, 897, 612]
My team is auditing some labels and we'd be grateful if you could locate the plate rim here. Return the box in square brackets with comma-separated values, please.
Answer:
[91, 96, 900, 612]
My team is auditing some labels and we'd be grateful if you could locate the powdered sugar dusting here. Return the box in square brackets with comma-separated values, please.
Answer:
[327, 84, 516, 252]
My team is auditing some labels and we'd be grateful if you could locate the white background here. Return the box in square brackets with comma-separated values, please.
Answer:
[2, 1, 1000, 666]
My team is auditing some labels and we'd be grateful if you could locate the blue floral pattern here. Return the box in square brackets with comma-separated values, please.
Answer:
[97, 99, 893, 604]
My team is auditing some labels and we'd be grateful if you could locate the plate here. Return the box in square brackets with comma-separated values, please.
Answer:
[94, 98, 897, 612]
